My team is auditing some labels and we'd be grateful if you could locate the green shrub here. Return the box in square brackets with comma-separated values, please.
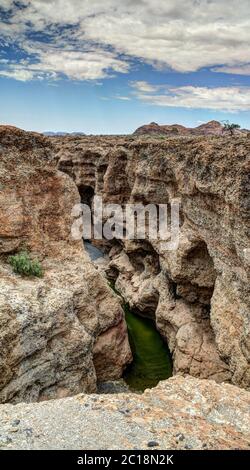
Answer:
[8, 251, 43, 277]
[222, 120, 241, 136]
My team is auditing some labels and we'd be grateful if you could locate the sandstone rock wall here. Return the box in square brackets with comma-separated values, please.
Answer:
[56, 135, 250, 389]
[0, 127, 132, 403]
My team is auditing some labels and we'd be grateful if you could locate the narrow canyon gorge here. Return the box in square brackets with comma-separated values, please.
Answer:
[0, 126, 249, 449]
[56, 132, 250, 389]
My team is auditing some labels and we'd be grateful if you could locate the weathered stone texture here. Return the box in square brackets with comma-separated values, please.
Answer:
[56, 135, 250, 388]
[0, 127, 132, 403]
[0, 376, 249, 449]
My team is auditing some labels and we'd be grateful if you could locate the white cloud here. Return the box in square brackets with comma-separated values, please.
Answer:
[132, 82, 250, 112]
[0, 0, 15, 8]
[79, 0, 250, 73]
[115, 95, 131, 101]
[0, 0, 250, 81]
[213, 64, 250, 76]
[0, 68, 35, 81]
[130, 81, 159, 93]
[0, 47, 129, 81]
[32, 49, 129, 80]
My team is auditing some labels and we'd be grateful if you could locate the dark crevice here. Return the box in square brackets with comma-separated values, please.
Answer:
[78, 184, 95, 207]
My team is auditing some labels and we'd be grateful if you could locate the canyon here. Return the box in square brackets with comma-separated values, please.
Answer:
[0, 126, 132, 403]
[0, 126, 249, 449]
[56, 133, 250, 389]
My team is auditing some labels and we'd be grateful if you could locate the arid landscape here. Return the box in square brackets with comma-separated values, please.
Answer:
[0, 0, 250, 458]
[0, 125, 249, 449]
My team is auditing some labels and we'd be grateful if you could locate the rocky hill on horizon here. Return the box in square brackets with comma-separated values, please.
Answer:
[134, 120, 249, 136]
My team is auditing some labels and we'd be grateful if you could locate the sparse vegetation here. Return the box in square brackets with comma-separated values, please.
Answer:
[222, 120, 241, 136]
[8, 251, 43, 277]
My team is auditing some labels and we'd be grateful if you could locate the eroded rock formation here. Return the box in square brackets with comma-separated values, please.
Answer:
[0, 125, 249, 455]
[56, 134, 250, 389]
[0, 127, 132, 403]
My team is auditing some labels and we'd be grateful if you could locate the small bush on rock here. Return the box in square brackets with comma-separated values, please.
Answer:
[8, 251, 43, 277]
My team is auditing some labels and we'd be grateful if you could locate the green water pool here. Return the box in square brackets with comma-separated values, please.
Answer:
[123, 303, 172, 392]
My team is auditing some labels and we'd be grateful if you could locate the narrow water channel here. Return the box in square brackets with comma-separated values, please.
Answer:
[123, 303, 172, 392]
[84, 241, 172, 392]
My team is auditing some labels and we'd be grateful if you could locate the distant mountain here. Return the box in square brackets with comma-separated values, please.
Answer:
[133, 122, 189, 136]
[43, 131, 86, 137]
[133, 120, 248, 136]
[192, 120, 223, 135]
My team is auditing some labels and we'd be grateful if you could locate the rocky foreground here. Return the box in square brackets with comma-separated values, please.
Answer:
[0, 376, 249, 450]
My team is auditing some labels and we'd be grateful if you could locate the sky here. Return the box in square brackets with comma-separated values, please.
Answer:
[0, 0, 250, 134]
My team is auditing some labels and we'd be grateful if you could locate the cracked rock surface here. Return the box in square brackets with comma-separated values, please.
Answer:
[0, 376, 249, 450]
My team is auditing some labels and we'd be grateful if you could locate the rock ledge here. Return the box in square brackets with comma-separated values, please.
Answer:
[0, 376, 249, 450]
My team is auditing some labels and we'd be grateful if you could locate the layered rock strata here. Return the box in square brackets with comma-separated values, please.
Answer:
[0, 127, 132, 403]
[56, 135, 250, 389]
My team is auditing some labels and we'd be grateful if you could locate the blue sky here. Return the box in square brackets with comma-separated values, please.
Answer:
[0, 1, 250, 134]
